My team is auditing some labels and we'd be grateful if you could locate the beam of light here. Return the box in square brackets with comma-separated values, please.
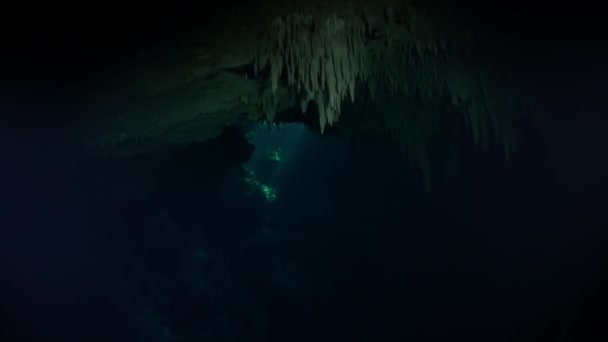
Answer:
[241, 122, 310, 203]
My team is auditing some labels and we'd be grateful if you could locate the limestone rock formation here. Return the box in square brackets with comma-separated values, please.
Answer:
[73, 1, 525, 181]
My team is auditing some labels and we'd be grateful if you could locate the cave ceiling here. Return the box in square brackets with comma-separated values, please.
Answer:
[13, 1, 603, 173]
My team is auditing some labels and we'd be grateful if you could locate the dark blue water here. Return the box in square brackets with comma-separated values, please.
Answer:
[2, 109, 607, 342]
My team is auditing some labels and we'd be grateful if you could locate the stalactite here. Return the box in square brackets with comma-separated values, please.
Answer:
[255, 6, 370, 132]
[252, 1, 519, 185]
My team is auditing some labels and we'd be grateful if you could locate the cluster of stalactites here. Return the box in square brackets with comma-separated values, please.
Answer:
[367, 31, 517, 159]
[254, 7, 371, 133]
[253, 2, 517, 160]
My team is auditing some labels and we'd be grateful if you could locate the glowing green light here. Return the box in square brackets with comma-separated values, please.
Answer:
[260, 185, 277, 202]
[241, 167, 278, 203]
[266, 147, 283, 162]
